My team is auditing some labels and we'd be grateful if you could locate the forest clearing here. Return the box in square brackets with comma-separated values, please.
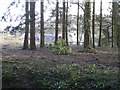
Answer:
[2, 35, 119, 89]
[1, 0, 120, 90]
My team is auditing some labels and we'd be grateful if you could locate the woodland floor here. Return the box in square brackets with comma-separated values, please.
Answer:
[2, 43, 119, 69]
[1, 37, 120, 89]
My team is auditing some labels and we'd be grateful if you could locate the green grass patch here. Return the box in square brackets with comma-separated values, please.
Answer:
[2, 60, 119, 89]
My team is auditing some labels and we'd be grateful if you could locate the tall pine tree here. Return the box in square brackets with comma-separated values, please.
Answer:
[30, 0, 36, 50]
[55, 0, 59, 45]
[40, 0, 45, 48]
[23, 0, 29, 49]
[84, 0, 92, 49]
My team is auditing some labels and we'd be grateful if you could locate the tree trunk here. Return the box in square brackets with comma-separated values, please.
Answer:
[107, 26, 110, 46]
[23, 0, 29, 49]
[117, 3, 120, 48]
[65, 0, 68, 46]
[55, 0, 59, 45]
[62, 0, 66, 40]
[111, 2, 114, 47]
[116, 3, 120, 47]
[30, 1, 36, 50]
[112, 1, 118, 47]
[98, 0, 102, 47]
[84, 0, 92, 49]
[92, 0, 95, 48]
[77, 0, 80, 45]
[40, 1, 45, 48]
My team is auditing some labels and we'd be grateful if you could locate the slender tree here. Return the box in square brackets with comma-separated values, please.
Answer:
[112, 1, 118, 47]
[55, 0, 59, 45]
[92, 0, 95, 48]
[84, 0, 92, 49]
[77, 0, 80, 45]
[111, 2, 114, 47]
[23, 0, 29, 49]
[98, 0, 102, 47]
[62, 0, 66, 40]
[40, 0, 45, 48]
[65, 0, 68, 46]
[117, 2, 120, 73]
[117, 2, 120, 48]
[30, 0, 36, 50]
